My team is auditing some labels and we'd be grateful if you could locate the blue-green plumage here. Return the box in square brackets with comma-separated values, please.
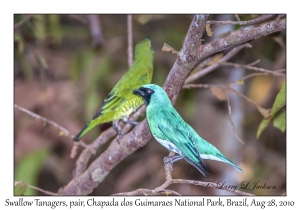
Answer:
[133, 84, 243, 176]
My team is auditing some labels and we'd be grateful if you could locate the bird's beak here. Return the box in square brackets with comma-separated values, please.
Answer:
[132, 88, 145, 97]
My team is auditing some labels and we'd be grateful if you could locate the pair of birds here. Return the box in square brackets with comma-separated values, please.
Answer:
[74, 37, 242, 176]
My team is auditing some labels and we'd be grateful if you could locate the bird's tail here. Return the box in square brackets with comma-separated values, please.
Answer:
[184, 156, 210, 176]
[73, 122, 95, 141]
[218, 154, 243, 172]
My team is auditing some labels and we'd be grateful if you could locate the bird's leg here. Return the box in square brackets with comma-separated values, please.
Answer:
[163, 154, 182, 171]
[122, 119, 139, 125]
[112, 121, 124, 144]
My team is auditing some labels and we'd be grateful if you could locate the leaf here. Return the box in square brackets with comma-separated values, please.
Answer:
[162, 43, 178, 55]
[14, 148, 50, 195]
[273, 109, 286, 132]
[269, 83, 286, 118]
[257, 118, 271, 138]
[210, 87, 227, 101]
[14, 181, 27, 196]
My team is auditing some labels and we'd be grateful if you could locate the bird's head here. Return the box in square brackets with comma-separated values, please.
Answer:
[133, 84, 170, 106]
[134, 37, 154, 60]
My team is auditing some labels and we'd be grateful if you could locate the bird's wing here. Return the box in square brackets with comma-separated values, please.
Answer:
[153, 110, 209, 176]
[92, 88, 132, 119]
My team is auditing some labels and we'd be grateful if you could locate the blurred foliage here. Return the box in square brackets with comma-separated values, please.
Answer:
[14, 181, 27, 196]
[14, 148, 50, 195]
[14, 14, 286, 196]
[257, 83, 286, 138]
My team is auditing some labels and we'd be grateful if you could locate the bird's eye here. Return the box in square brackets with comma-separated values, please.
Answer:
[151, 42, 154, 48]
[146, 89, 153, 94]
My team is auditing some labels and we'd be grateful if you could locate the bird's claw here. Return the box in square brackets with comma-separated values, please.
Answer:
[163, 156, 174, 171]
[116, 132, 124, 144]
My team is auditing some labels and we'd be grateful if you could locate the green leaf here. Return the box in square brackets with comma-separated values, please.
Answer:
[14, 148, 50, 195]
[273, 109, 286, 132]
[269, 83, 286, 118]
[257, 118, 271, 138]
[14, 181, 27, 196]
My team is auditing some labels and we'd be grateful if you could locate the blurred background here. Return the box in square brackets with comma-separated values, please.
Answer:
[14, 14, 286, 195]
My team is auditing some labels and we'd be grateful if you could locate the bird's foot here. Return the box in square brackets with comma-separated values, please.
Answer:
[163, 156, 174, 172]
[123, 119, 139, 126]
[116, 132, 124, 144]
[112, 121, 124, 144]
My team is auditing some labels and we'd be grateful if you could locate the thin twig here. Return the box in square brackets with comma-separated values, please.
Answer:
[27, 184, 58, 196]
[69, 15, 88, 24]
[113, 188, 181, 196]
[14, 15, 32, 29]
[127, 14, 133, 67]
[234, 14, 241, 22]
[224, 91, 245, 144]
[227, 86, 270, 118]
[183, 84, 271, 119]
[207, 14, 276, 26]
[171, 179, 254, 196]
[88, 15, 104, 47]
[14, 104, 74, 139]
[185, 43, 252, 84]
[247, 59, 260, 66]
[115, 176, 254, 196]
[222, 62, 286, 76]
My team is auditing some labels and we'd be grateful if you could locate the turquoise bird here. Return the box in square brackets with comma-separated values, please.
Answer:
[133, 84, 242, 176]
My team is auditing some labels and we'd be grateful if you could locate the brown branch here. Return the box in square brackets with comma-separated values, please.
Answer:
[15, 181, 58, 196]
[14, 15, 32, 29]
[229, 70, 285, 85]
[227, 87, 270, 118]
[88, 15, 104, 47]
[59, 15, 285, 196]
[127, 14, 133, 67]
[73, 105, 146, 178]
[27, 184, 58, 196]
[222, 62, 286, 76]
[114, 164, 254, 196]
[198, 18, 285, 65]
[171, 179, 254, 196]
[113, 188, 181, 196]
[207, 14, 276, 26]
[68, 15, 88, 24]
[225, 91, 245, 144]
[163, 14, 210, 103]
[14, 104, 74, 140]
[183, 84, 271, 119]
[185, 43, 252, 84]
[234, 14, 241, 22]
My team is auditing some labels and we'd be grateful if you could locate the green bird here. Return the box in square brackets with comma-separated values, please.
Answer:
[73, 38, 154, 141]
[133, 84, 242, 176]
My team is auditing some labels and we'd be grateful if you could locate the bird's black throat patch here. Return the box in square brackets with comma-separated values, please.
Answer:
[133, 87, 154, 105]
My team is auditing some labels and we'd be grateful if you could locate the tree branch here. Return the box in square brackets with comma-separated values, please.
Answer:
[222, 62, 286, 76]
[14, 104, 74, 140]
[113, 188, 181, 196]
[14, 15, 32, 29]
[207, 14, 276, 26]
[185, 43, 252, 84]
[127, 14, 133, 67]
